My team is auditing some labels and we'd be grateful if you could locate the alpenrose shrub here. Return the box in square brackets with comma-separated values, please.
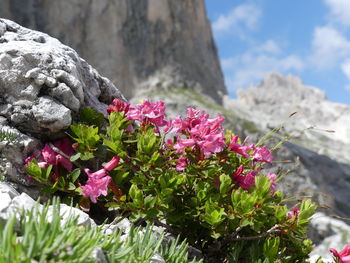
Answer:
[25, 99, 317, 262]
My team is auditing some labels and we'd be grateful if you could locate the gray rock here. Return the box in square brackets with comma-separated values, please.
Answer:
[90, 248, 108, 263]
[273, 141, 350, 218]
[0, 181, 20, 198]
[150, 253, 166, 263]
[0, 18, 124, 191]
[47, 204, 95, 227]
[0, 192, 11, 212]
[309, 212, 350, 261]
[114, 217, 131, 234]
[0, 181, 94, 228]
[10, 192, 37, 211]
[0, 0, 226, 103]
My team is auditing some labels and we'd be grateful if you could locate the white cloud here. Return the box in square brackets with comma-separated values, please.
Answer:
[212, 3, 261, 35]
[221, 41, 304, 93]
[222, 40, 283, 70]
[341, 59, 350, 78]
[257, 40, 281, 54]
[310, 26, 350, 69]
[340, 59, 350, 91]
[324, 0, 350, 26]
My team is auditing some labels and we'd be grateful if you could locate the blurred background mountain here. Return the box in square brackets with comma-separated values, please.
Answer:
[0, 0, 226, 102]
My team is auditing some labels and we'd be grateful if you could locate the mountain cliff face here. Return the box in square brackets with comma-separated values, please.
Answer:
[0, 0, 226, 103]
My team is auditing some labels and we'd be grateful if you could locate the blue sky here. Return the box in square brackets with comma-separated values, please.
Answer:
[205, 0, 350, 105]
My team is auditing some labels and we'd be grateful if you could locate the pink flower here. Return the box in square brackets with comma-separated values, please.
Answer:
[126, 100, 167, 128]
[164, 115, 186, 134]
[233, 170, 258, 190]
[81, 168, 112, 203]
[287, 207, 300, 219]
[176, 155, 187, 171]
[207, 114, 225, 132]
[170, 109, 226, 158]
[52, 138, 74, 156]
[107, 98, 130, 114]
[330, 245, 350, 263]
[173, 138, 196, 153]
[81, 156, 120, 203]
[103, 156, 120, 171]
[229, 136, 251, 158]
[185, 108, 204, 128]
[197, 133, 226, 158]
[253, 146, 273, 164]
[232, 165, 244, 178]
[267, 171, 277, 194]
[27, 138, 74, 173]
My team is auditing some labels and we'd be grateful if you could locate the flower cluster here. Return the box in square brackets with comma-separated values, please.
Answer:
[229, 136, 273, 164]
[165, 108, 226, 170]
[81, 156, 119, 203]
[108, 98, 167, 130]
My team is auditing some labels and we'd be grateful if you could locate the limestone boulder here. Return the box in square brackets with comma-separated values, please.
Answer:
[0, 18, 124, 194]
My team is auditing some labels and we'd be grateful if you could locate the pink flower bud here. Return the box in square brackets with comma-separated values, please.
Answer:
[104, 156, 120, 171]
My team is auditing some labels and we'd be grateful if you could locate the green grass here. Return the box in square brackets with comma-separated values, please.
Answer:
[0, 129, 17, 143]
[0, 198, 202, 263]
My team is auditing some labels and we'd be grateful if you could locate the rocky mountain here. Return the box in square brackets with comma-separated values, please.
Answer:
[0, 0, 226, 103]
[224, 72, 350, 164]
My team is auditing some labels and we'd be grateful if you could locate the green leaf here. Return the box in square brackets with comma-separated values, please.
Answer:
[24, 159, 42, 179]
[137, 126, 160, 156]
[298, 200, 317, 225]
[202, 201, 226, 226]
[80, 152, 95, 161]
[70, 123, 100, 149]
[41, 186, 57, 195]
[197, 190, 207, 202]
[70, 153, 81, 162]
[45, 165, 53, 180]
[219, 174, 232, 196]
[67, 182, 76, 191]
[129, 184, 144, 205]
[69, 168, 81, 183]
[144, 196, 156, 210]
[254, 175, 271, 197]
[79, 107, 105, 128]
[263, 237, 280, 261]
[274, 205, 288, 221]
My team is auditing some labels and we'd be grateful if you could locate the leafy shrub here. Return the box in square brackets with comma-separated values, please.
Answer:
[25, 99, 316, 262]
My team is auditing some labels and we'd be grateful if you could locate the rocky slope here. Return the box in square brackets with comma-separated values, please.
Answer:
[0, 0, 226, 103]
